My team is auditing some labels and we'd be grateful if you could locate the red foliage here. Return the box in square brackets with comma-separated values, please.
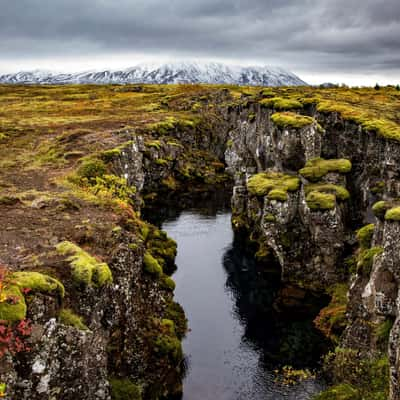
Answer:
[0, 263, 32, 358]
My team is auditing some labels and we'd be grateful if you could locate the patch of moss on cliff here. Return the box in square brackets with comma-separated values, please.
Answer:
[56, 241, 113, 287]
[356, 224, 375, 249]
[385, 206, 400, 221]
[305, 184, 350, 210]
[271, 112, 316, 129]
[0, 271, 65, 322]
[260, 97, 302, 110]
[357, 246, 383, 275]
[59, 308, 88, 330]
[300, 158, 352, 182]
[372, 201, 392, 219]
[247, 171, 300, 198]
[143, 251, 163, 277]
[110, 378, 142, 400]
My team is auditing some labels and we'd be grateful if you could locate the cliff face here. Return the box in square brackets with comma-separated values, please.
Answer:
[223, 99, 400, 399]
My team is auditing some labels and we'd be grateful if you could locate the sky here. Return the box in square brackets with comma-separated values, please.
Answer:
[0, 0, 399, 85]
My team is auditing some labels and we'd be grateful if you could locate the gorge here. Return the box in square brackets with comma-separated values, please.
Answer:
[0, 83, 399, 399]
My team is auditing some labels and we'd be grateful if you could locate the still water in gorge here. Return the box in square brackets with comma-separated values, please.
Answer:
[154, 198, 327, 400]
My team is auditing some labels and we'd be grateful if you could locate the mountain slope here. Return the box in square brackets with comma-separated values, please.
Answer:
[0, 61, 307, 86]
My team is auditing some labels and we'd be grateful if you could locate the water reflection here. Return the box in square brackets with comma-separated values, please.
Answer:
[156, 202, 327, 400]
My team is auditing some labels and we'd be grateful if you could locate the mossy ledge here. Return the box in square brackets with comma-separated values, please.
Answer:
[56, 241, 113, 287]
[247, 171, 300, 200]
[300, 158, 352, 182]
[0, 271, 65, 322]
[271, 112, 316, 129]
[305, 183, 350, 211]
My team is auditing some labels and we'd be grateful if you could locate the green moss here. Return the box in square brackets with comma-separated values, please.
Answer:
[0, 284, 27, 322]
[264, 213, 277, 223]
[372, 201, 392, 218]
[154, 334, 183, 363]
[248, 171, 300, 198]
[155, 158, 168, 166]
[267, 188, 288, 202]
[161, 275, 176, 291]
[375, 318, 394, 346]
[92, 175, 136, 203]
[144, 139, 161, 150]
[260, 97, 302, 110]
[100, 148, 122, 163]
[0, 271, 65, 322]
[110, 378, 142, 400]
[313, 383, 361, 400]
[385, 206, 400, 221]
[271, 112, 315, 129]
[165, 301, 187, 340]
[248, 112, 256, 122]
[356, 224, 375, 249]
[371, 181, 385, 194]
[306, 191, 336, 210]
[300, 158, 352, 181]
[12, 271, 65, 298]
[77, 158, 107, 181]
[305, 183, 350, 211]
[59, 308, 88, 330]
[357, 247, 383, 275]
[161, 175, 178, 190]
[143, 251, 163, 277]
[56, 241, 113, 287]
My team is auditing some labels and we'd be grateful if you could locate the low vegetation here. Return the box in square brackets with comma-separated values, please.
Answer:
[271, 112, 316, 129]
[300, 158, 352, 182]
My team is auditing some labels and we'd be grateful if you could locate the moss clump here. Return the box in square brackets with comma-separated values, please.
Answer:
[305, 183, 350, 211]
[313, 383, 361, 400]
[110, 378, 142, 400]
[0, 271, 65, 322]
[271, 112, 315, 129]
[385, 206, 400, 221]
[160, 275, 176, 291]
[12, 271, 65, 298]
[372, 201, 389, 219]
[357, 247, 383, 275]
[267, 188, 288, 202]
[300, 158, 352, 181]
[145, 139, 161, 150]
[91, 175, 136, 203]
[375, 318, 394, 347]
[164, 301, 187, 340]
[247, 171, 299, 198]
[260, 97, 302, 110]
[77, 158, 107, 181]
[56, 241, 113, 287]
[59, 308, 88, 330]
[306, 191, 336, 210]
[143, 252, 163, 277]
[356, 224, 375, 249]
[154, 333, 183, 363]
[264, 213, 276, 223]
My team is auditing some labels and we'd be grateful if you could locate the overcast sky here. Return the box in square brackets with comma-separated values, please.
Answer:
[1, 0, 399, 85]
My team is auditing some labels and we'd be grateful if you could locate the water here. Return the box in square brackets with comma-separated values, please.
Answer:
[159, 204, 327, 400]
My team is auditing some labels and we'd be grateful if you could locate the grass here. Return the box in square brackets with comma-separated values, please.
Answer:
[247, 171, 300, 199]
[271, 112, 316, 129]
[300, 158, 352, 181]
[56, 241, 113, 287]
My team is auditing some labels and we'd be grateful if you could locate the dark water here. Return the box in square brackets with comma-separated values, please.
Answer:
[157, 202, 327, 400]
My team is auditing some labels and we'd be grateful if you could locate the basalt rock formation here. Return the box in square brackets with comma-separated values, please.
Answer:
[0, 83, 400, 399]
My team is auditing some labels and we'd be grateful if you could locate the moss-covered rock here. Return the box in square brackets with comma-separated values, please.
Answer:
[306, 191, 336, 210]
[143, 252, 163, 277]
[271, 112, 316, 129]
[356, 224, 375, 249]
[300, 158, 352, 182]
[247, 171, 300, 198]
[110, 378, 142, 400]
[56, 241, 113, 287]
[59, 308, 88, 330]
[385, 207, 400, 221]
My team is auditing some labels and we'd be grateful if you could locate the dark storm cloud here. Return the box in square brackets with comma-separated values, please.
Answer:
[0, 0, 399, 73]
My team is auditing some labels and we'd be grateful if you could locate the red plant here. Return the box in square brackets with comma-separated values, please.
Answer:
[0, 264, 32, 358]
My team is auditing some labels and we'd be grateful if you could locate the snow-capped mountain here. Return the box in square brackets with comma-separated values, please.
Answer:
[0, 62, 307, 86]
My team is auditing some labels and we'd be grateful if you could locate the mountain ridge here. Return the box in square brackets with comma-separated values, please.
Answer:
[0, 61, 307, 86]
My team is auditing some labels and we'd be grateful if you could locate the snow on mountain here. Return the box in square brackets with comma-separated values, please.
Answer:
[0, 61, 307, 86]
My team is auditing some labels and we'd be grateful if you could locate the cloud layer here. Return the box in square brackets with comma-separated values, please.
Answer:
[1, 0, 399, 83]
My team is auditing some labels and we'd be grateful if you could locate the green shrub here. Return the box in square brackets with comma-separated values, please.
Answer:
[77, 158, 107, 181]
